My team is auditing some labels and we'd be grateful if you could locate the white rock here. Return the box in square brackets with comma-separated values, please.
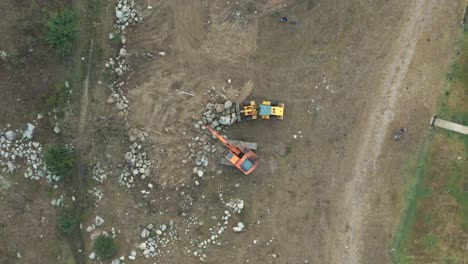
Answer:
[53, 125, 61, 134]
[139, 242, 147, 250]
[158, 51, 166, 56]
[111, 259, 121, 264]
[237, 222, 245, 229]
[89, 252, 96, 260]
[197, 170, 204, 177]
[147, 6, 153, 9]
[224, 100, 232, 109]
[227, 78, 232, 84]
[31, 154, 37, 161]
[4, 131, 16, 141]
[233, 226, 243, 232]
[141, 228, 150, 238]
[23, 123, 35, 139]
[95, 216, 105, 226]
[128, 255, 135, 260]
[109, 33, 115, 39]
[156, 229, 162, 236]
[119, 48, 127, 57]
[7, 161, 16, 173]
[131, 250, 137, 257]
[160, 224, 167, 232]
[195, 180, 199, 186]
[143, 249, 150, 255]
[116, 10, 124, 19]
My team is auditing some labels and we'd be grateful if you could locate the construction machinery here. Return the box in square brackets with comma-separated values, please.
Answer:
[236, 100, 285, 122]
[205, 126, 259, 175]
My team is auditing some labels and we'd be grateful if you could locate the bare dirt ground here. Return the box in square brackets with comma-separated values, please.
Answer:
[83, 0, 461, 263]
[1, 0, 466, 264]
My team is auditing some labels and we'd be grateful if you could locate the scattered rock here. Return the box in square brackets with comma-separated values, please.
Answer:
[89, 252, 96, 260]
[141, 228, 150, 238]
[95, 216, 105, 227]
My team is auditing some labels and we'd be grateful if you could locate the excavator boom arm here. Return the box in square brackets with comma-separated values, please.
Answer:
[206, 126, 241, 155]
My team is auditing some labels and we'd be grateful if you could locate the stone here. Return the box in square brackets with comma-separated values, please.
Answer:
[215, 104, 224, 113]
[53, 125, 61, 134]
[89, 252, 96, 260]
[197, 170, 204, 177]
[158, 51, 166, 56]
[224, 100, 232, 109]
[95, 216, 105, 226]
[128, 255, 136, 260]
[131, 250, 137, 257]
[141, 228, 150, 238]
[4, 131, 16, 141]
[119, 48, 127, 57]
[237, 222, 245, 229]
[116, 103, 126, 111]
[139, 242, 147, 250]
[116, 10, 124, 19]
[219, 116, 231, 125]
[160, 224, 167, 232]
[233, 226, 243, 232]
[124, 152, 133, 161]
[111, 259, 121, 264]
[7, 161, 16, 173]
[109, 33, 115, 39]
[23, 123, 35, 139]
[156, 229, 162, 236]
[31, 154, 37, 161]
[195, 180, 199, 186]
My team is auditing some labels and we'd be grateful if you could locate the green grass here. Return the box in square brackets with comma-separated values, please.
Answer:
[45, 8, 80, 56]
[57, 210, 77, 235]
[92, 235, 118, 259]
[391, 27, 468, 264]
[44, 145, 75, 179]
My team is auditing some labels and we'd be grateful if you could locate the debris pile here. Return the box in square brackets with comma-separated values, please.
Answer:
[136, 221, 177, 259]
[105, 0, 141, 118]
[189, 198, 246, 260]
[0, 124, 59, 184]
[188, 88, 239, 183]
[118, 131, 151, 188]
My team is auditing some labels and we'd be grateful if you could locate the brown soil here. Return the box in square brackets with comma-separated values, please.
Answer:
[1, 0, 466, 263]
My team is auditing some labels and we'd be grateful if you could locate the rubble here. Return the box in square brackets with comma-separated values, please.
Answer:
[118, 130, 151, 188]
[136, 221, 177, 258]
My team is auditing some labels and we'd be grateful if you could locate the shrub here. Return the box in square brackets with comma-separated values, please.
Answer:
[44, 145, 75, 177]
[93, 235, 118, 259]
[45, 8, 79, 56]
[57, 211, 76, 234]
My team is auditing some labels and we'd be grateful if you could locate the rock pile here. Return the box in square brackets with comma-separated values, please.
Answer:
[105, 0, 141, 118]
[190, 199, 246, 260]
[118, 131, 151, 188]
[136, 221, 177, 259]
[188, 88, 239, 182]
[0, 124, 58, 184]
[92, 162, 110, 183]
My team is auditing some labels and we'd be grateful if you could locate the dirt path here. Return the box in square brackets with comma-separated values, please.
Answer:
[66, 39, 94, 264]
[336, 1, 435, 263]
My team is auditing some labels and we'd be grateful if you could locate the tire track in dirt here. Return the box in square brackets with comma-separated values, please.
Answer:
[337, 1, 434, 263]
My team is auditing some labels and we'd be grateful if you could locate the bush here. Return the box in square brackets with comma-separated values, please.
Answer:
[44, 145, 75, 177]
[93, 235, 117, 259]
[57, 211, 76, 234]
[45, 8, 79, 56]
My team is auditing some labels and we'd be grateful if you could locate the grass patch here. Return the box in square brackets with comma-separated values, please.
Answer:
[44, 145, 75, 179]
[391, 27, 468, 264]
[45, 8, 79, 56]
[92, 235, 118, 259]
[57, 210, 77, 235]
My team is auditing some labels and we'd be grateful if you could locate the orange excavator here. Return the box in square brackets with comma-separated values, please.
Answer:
[205, 126, 259, 175]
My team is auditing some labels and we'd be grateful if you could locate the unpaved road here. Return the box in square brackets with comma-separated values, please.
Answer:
[336, 1, 436, 263]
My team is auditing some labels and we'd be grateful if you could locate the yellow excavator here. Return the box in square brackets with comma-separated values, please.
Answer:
[236, 100, 285, 121]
